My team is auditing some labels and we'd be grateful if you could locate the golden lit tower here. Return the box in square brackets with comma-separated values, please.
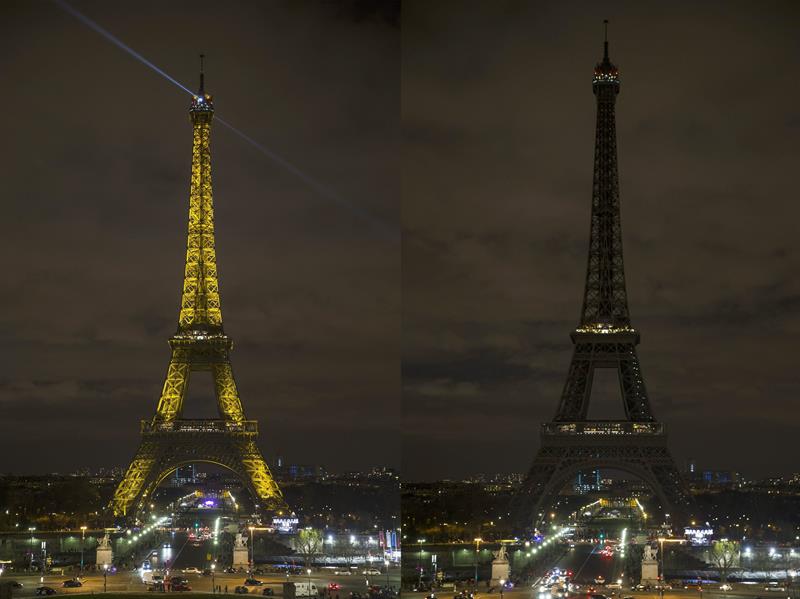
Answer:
[112, 57, 285, 517]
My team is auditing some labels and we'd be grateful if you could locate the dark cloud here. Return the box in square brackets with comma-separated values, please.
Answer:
[0, 0, 399, 473]
[402, 0, 800, 480]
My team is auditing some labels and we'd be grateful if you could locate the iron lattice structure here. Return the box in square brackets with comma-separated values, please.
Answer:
[111, 64, 286, 518]
[516, 34, 695, 528]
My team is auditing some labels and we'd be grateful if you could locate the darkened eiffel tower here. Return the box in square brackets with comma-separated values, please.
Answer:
[111, 58, 286, 518]
[515, 25, 695, 528]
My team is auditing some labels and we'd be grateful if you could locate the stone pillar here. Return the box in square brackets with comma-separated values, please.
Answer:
[96, 534, 113, 568]
[640, 544, 659, 586]
[232, 533, 249, 569]
[490, 545, 510, 589]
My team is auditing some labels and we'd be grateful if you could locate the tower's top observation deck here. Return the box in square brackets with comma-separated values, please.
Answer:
[190, 54, 214, 114]
[593, 20, 619, 93]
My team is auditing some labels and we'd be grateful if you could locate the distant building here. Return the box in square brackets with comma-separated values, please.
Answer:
[575, 469, 601, 494]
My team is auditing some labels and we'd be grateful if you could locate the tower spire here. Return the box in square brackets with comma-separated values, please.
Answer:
[199, 53, 205, 94]
[603, 19, 609, 61]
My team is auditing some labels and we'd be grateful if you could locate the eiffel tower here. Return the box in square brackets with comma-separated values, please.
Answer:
[111, 58, 286, 518]
[516, 26, 695, 528]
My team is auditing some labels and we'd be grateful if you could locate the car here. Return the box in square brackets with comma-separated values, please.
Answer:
[607, 584, 622, 590]
[589, 594, 610, 599]
[329, 584, 342, 591]
[765, 587, 786, 592]
[62, 580, 82, 588]
[182, 567, 202, 574]
[3, 582, 24, 589]
[655, 585, 672, 591]
[719, 585, 733, 592]
[235, 586, 249, 594]
[363, 569, 381, 576]
[262, 589, 274, 596]
[633, 585, 648, 592]
[244, 579, 264, 586]
[684, 584, 702, 591]
[203, 569, 213, 576]
[172, 583, 192, 592]
[335, 570, 353, 576]
[225, 567, 239, 574]
[36, 587, 57, 596]
[595, 577, 606, 585]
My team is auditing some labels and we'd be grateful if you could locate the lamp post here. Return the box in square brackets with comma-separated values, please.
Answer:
[500, 578, 506, 599]
[211, 563, 216, 593]
[28, 527, 35, 571]
[103, 563, 108, 593]
[307, 568, 312, 595]
[474, 538, 483, 590]
[80, 526, 87, 574]
[658, 537, 665, 598]
[384, 559, 390, 589]
[249, 526, 255, 574]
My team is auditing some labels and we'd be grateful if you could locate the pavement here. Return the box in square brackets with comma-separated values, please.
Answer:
[2, 570, 400, 597]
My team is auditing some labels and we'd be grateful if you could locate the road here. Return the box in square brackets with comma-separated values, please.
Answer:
[553, 543, 622, 586]
[3, 569, 400, 597]
[3, 531, 399, 597]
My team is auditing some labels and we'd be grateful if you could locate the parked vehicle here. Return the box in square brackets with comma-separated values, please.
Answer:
[235, 586, 249, 594]
[36, 587, 57, 596]
[262, 589, 274, 596]
[244, 578, 264, 586]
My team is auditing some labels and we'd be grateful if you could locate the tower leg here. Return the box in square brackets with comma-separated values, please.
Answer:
[154, 360, 191, 422]
[111, 440, 157, 517]
[212, 363, 245, 423]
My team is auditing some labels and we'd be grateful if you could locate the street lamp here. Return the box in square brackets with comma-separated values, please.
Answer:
[474, 538, 483, 590]
[103, 563, 108, 593]
[80, 526, 87, 574]
[500, 578, 506, 599]
[249, 526, 255, 574]
[307, 568, 312, 595]
[28, 527, 35, 571]
[211, 563, 216, 593]
[384, 559, 390, 589]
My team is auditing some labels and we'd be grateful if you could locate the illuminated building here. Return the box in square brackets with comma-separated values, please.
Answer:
[111, 57, 285, 517]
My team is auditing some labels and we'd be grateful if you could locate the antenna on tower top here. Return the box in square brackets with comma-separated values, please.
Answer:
[603, 20, 609, 61]
[199, 54, 205, 94]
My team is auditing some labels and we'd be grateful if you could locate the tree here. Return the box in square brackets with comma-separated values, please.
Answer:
[295, 529, 323, 569]
[709, 540, 739, 584]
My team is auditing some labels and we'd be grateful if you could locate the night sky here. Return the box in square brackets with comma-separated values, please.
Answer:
[403, 1, 800, 480]
[3, 1, 799, 485]
[0, 0, 399, 474]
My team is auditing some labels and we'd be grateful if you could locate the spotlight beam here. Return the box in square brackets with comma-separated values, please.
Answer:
[51, 0, 397, 241]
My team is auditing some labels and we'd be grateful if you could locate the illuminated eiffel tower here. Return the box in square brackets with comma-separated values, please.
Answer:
[111, 58, 285, 517]
[515, 26, 696, 528]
